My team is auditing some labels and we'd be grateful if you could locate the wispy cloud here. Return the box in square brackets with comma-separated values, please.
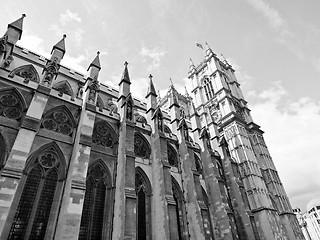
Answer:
[245, 0, 284, 31]
[248, 81, 320, 210]
[139, 46, 167, 71]
[60, 10, 82, 25]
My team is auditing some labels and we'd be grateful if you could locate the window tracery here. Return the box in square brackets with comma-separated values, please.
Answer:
[135, 169, 151, 240]
[8, 143, 64, 240]
[79, 162, 109, 240]
[134, 133, 151, 159]
[9, 64, 40, 83]
[194, 154, 203, 174]
[0, 88, 26, 121]
[92, 121, 116, 148]
[41, 106, 75, 136]
[52, 80, 74, 98]
[167, 144, 178, 167]
[203, 77, 214, 101]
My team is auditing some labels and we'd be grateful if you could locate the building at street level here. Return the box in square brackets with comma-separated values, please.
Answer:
[0, 15, 304, 239]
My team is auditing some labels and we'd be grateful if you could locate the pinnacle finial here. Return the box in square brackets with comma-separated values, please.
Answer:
[22, 14, 26, 18]
[63, 34, 66, 39]
[149, 74, 153, 80]
[170, 78, 173, 85]
[124, 61, 128, 66]
[97, 51, 100, 55]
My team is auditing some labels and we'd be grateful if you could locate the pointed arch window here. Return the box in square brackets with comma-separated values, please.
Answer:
[194, 154, 203, 175]
[167, 144, 178, 167]
[52, 80, 74, 99]
[201, 187, 214, 239]
[79, 161, 111, 240]
[134, 133, 151, 159]
[172, 177, 186, 240]
[8, 64, 40, 83]
[92, 121, 117, 148]
[0, 133, 7, 169]
[203, 77, 214, 101]
[8, 143, 65, 240]
[0, 87, 27, 121]
[135, 168, 152, 240]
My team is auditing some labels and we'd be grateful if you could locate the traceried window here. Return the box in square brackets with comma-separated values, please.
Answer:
[194, 154, 203, 175]
[201, 187, 214, 239]
[79, 161, 111, 240]
[203, 77, 214, 101]
[0, 88, 26, 121]
[135, 168, 152, 240]
[172, 177, 186, 240]
[7, 143, 65, 240]
[167, 144, 178, 167]
[41, 105, 76, 136]
[0, 133, 6, 169]
[92, 121, 117, 148]
[134, 133, 151, 159]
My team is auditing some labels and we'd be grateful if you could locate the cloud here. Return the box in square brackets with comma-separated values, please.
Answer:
[248, 81, 320, 210]
[60, 10, 82, 26]
[245, 0, 284, 31]
[17, 34, 49, 58]
[61, 54, 86, 73]
[139, 46, 167, 71]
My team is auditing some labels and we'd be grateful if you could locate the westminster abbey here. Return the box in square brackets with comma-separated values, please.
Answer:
[0, 15, 304, 240]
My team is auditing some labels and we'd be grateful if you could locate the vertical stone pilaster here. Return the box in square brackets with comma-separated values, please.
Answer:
[150, 132, 172, 240]
[0, 91, 49, 236]
[112, 120, 136, 239]
[54, 109, 95, 240]
[178, 138, 206, 240]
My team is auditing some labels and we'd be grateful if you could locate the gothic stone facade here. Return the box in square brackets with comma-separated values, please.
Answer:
[0, 15, 304, 240]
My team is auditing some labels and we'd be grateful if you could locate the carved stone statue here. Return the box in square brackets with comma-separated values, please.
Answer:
[43, 57, 59, 85]
[2, 55, 13, 68]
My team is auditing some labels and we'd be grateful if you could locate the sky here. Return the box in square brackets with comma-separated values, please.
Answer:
[1, 0, 320, 211]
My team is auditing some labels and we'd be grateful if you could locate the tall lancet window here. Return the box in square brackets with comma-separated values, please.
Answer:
[135, 168, 152, 240]
[7, 142, 66, 240]
[203, 77, 214, 101]
[172, 177, 186, 240]
[79, 160, 111, 240]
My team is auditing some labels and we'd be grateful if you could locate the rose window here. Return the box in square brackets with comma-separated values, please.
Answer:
[39, 152, 58, 168]
[0, 94, 22, 121]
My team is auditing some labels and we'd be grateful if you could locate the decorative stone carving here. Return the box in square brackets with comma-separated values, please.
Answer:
[208, 99, 221, 123]
[92, 122, 116, 148]
[38, 151, 58, 169]
[41, 106, 76, 136]
[135, 112, 147, 126]
[77, 82, 84, 98]
[2, 55, 13, 69]
[134, 133, 151, 159]
[52, 80, 74, 99]
[0, 34, 7, 56]
[86, 76, 99, 104]
[0, 93, 23, 121]
[9, 64, 40, 83]
[106, 98, 117, 114]
[42, 57, 59, 85]
[126, 100, 133, 121]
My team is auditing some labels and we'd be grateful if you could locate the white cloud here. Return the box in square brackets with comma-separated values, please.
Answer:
[245, 0, 284, 31]
[61, 54, 86, 73]
[139, 46, 167, 71]
[17, 34, 49, 58]
[60, 10, 82, 26]
[248, 81, 320, 210]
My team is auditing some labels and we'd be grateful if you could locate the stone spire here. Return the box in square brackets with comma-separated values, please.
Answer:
[86, 51, 101, 105]
[119, 61, 131, 85]
[88, 51, 101, 79]
[188, 58, 196, 75]
[118, 61, 131, 102]
[6, 14, 26, 43]
[146, 74, 157, 116]
[51, 34, 66, 59]
[146, 74, 157, 98]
